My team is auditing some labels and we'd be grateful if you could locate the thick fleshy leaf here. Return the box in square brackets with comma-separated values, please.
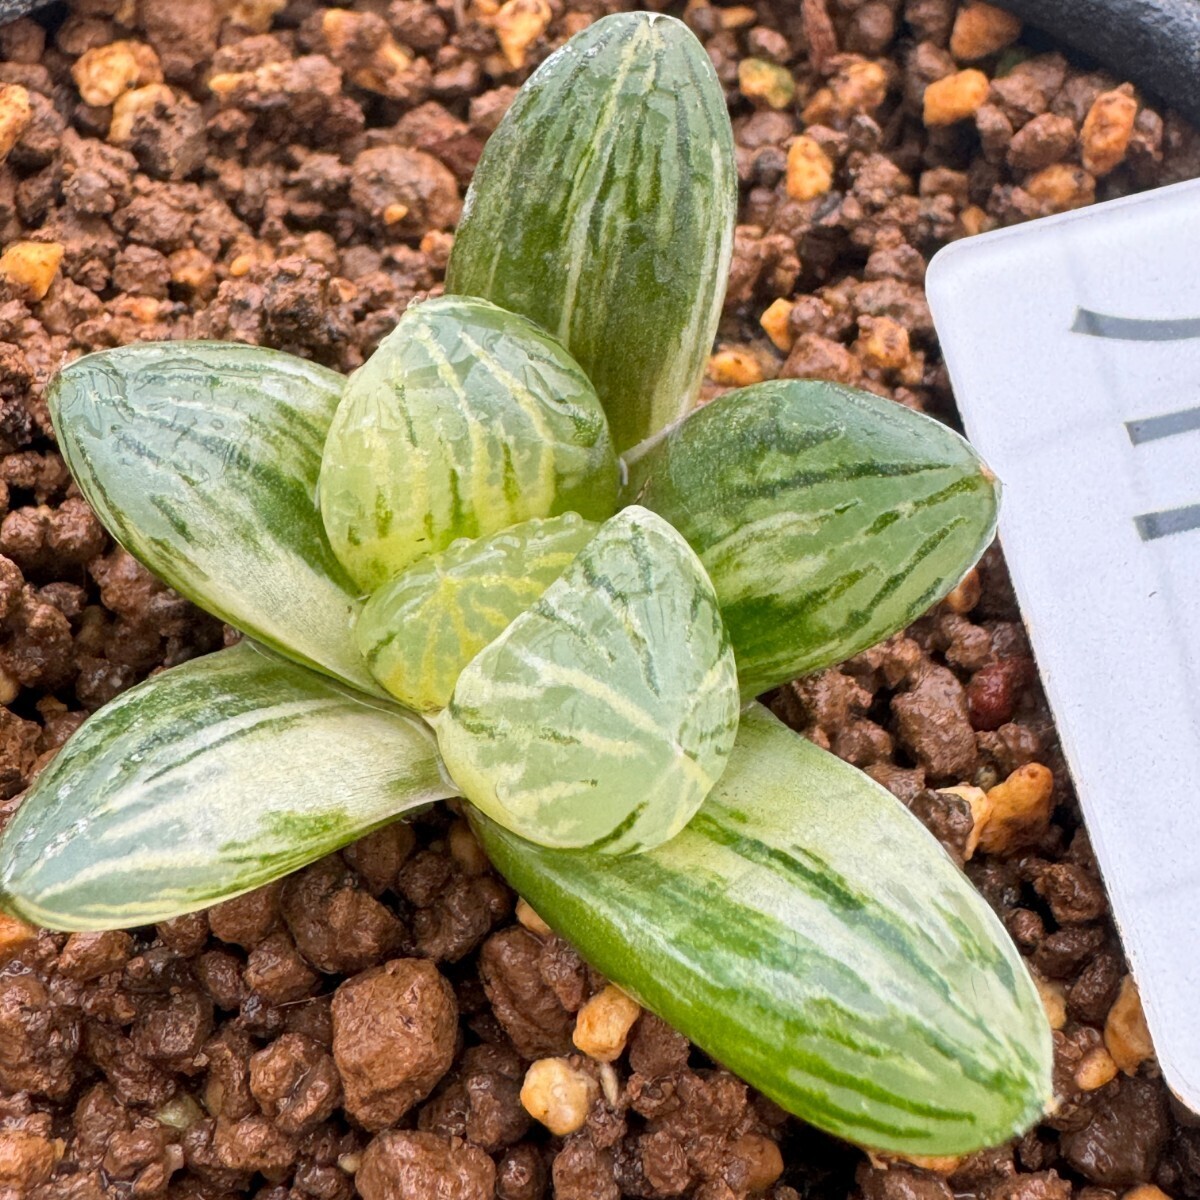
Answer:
[625, 380, 1001, 696]
[436, 507, 739, 855]
[319, 296, 618, 592]
[49, 341, 381, 695]
[356, 513, 600, 712]
[445, 12, 737, 455]
[0, 643, 455, 931]
[473, 703, 1052, 1156]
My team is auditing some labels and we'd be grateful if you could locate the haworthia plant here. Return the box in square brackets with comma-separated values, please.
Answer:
[319, 295, 618, 592]
[436, 507, 740, 854]
[446, 12, 737, 455]
[473, 703, 1053, 1156]
[626, 380, 1001, 696]
[0, 642, 455, 931]
[0, 9, 1055, 1159]
[356, 513, 600, 712]
[49, 341, 380, 695]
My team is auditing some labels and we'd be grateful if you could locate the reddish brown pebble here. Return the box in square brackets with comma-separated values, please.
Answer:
[332, 958, 457, 1131]
[357, 1130, 495, 1200]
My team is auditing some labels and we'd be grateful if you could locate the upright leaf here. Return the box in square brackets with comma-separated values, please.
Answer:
[356, 513, 600, 712]
[445, 12, 737, 455]
[50, 342, 381, 695]
[437, 507, 740, 855]
[473, 703, 1052, 1156]
[319, 296, 618, 592]
[0, 643, 455, 931]
[626, 380, 1001, 696]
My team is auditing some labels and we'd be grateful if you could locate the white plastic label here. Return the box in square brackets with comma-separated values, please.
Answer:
[927, 178, 1200, 1112]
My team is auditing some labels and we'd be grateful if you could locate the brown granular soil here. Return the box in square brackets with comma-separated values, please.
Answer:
[0, 1, 1196, 1197]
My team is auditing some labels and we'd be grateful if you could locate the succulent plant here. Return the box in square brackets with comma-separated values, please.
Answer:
[0, 11, 1051, 1156]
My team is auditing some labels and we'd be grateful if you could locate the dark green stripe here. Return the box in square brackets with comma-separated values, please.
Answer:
[588, 801, 650, 851]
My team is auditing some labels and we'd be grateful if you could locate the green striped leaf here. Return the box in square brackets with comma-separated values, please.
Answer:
[436, 506, 739, 855]
[473, 703, 1052, 1155]
[49, 342, 381, 695]
[445, 12, 736, 455]
[625, 380, 1001, 697]
[356, 513, 600, 713]
[319, 296, 618, 592]
[0, 643, 455, 931]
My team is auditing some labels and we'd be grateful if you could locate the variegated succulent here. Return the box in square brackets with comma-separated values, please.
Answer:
[0, 12, 1053, 1157]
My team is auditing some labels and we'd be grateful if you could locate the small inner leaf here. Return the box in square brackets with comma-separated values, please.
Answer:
[319, 295, 619, 592]
[356, 512, 600, 713]
[435, 505, 740, 855]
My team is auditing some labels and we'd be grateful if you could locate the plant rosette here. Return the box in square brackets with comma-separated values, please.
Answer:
[0, 11, 1052, 1159]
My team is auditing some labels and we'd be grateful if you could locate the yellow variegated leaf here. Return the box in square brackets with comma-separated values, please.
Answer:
[357, 513, 599, 712]
[319, 296, 619, 592]
[435, 506, 740, 854]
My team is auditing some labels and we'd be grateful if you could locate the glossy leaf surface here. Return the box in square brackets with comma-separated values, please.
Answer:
[357, 513, 600, 712]
[319, 296, 618, 592]
[49, 341, 380, 695]
[0, 643, 454, 930]
[446, 12, 737, 454]
[626, 380, 1001, 696]
[473, 703, 1052, 1155]
[437, 507, 739, 854]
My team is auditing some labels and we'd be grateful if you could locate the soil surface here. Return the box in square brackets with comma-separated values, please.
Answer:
[0, 1, 1196, 1198]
